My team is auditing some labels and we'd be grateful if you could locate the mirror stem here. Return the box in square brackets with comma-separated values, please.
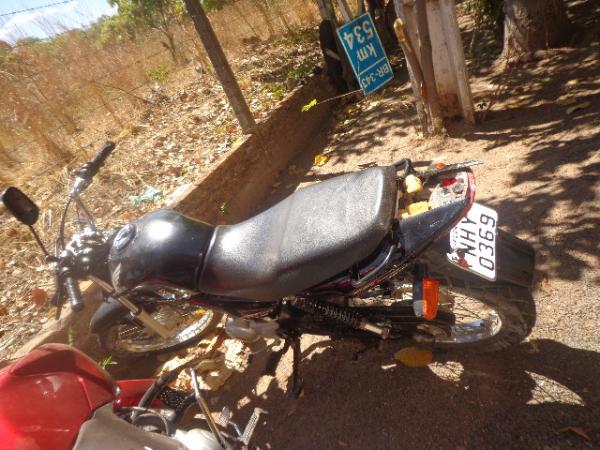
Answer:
[28, 225, 50, 258]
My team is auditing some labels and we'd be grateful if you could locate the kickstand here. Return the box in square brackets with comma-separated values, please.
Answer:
[264, 340, 290, 376]
[287, 336, 303, 399]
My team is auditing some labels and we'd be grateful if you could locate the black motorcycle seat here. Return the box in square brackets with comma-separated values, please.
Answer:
[198, 166, 397, 301]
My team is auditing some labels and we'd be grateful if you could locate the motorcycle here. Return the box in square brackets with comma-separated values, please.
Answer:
[2, 142, 536, 395]
[0, 343, 263, 450]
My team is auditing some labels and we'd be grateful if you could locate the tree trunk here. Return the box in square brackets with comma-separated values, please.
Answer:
[502, 0, 572, 60]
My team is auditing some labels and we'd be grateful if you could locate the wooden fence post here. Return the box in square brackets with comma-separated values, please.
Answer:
[438, 0, 475, 123]
[393, 0, 430, 134]
[183, 0, 257, 134]
[393, 0, 474, 132]
[337, 0, 354, 21]
[415, 0, 444, 133]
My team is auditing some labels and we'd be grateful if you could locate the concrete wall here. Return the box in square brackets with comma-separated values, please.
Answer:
[10, 74, 335, 360]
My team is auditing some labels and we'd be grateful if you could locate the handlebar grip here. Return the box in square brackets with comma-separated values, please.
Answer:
[63, 277, 84, 312]
[89, 142, 116, 172]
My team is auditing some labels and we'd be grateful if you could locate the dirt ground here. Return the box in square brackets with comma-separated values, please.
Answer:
[205, 8, 600, 450]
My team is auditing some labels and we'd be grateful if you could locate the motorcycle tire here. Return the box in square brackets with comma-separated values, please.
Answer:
[421, 232, 536, 352]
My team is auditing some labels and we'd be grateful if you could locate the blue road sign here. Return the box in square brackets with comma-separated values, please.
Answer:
[337, 12, 394, 95]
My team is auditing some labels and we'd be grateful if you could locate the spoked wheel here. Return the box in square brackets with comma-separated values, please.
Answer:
[424, 277, 535, 352]
[100, 303, 222, 358]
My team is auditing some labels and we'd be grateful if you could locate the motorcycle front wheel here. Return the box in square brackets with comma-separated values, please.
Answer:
[99, 303, 222, 358]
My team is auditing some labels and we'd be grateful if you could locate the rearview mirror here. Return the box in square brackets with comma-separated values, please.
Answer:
[1, 187, 39, 225]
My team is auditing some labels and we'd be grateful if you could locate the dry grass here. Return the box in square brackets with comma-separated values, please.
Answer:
[0, 0, 319, 185]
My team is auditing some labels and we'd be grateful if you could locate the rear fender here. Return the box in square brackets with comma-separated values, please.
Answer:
[423, 229, 535, 288]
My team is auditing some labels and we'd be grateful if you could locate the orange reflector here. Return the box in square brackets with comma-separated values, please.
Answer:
[422, 278, 439, 320]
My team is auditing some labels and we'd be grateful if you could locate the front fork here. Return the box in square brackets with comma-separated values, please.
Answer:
[88, 275, 173, 339]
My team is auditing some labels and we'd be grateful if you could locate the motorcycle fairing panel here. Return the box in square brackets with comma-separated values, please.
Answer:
[0, 344, 117, 450]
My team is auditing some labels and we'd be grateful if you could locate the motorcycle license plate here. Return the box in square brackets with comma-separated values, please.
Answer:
[447, 203, 497, 281]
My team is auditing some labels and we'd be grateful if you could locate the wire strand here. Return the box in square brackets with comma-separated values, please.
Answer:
[0, 0, 74, 19]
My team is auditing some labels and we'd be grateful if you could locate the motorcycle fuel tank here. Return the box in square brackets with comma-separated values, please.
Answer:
[109, 209, 214, 292]
[0, 344, 117, 450]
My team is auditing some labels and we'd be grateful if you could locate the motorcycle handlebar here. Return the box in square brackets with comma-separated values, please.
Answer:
[63, 276, 84, 312]
[90, 141, 116, 169]
[70, 142, 116, 196]
[87, 141, 116, 177]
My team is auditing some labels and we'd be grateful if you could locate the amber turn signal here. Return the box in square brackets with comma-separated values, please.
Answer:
[422, 278, 440, 320]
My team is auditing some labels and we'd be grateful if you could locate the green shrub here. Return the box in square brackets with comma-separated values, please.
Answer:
[146, 63, 171, 82]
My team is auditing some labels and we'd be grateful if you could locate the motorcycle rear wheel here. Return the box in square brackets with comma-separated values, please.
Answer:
[426, 280, 535, 352]
[99, 303, 222, 358]
[420, 251, 536, 352]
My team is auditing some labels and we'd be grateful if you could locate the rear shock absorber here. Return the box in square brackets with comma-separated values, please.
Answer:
[292, 298, 390, 339]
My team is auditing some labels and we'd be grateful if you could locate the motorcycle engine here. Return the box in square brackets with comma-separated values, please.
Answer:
[224, 316, 279, 342]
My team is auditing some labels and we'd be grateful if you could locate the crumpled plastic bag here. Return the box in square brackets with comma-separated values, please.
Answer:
[129, 186, 163, 207]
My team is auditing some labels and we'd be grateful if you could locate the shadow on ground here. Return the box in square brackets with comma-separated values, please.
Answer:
[216, 338, 599, 449]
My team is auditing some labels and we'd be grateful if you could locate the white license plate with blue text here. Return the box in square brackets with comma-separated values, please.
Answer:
[447, 203, 497, 280]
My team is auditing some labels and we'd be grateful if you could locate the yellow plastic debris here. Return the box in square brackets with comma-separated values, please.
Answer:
[407, 201, 430, 216]
[314, 154, 330, 166]
[394, 347, 433, 367]
[398, 209, 410, 220]
[404, 174, 423, 194]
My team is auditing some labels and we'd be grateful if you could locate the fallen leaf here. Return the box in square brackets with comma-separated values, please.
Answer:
[301, 99, 317, 112]
[226, 124, 237, 134]
[338, 439, 349, 448]
[566, 101, 591, 115]
[566, 79, 579, 87]
[394, 347, 433, 367]
[556, 96, 576, 106]
[314, 154, 330, 166]
[0, 305, 8, 316]
[0, 260, 5, 270]
[559, 426, 591, 441]
[31, 288, 49, 307]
